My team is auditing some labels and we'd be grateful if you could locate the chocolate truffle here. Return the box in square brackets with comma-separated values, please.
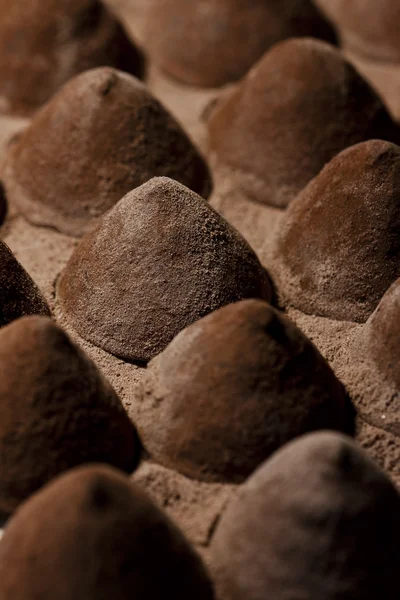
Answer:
[315, 0, 400, 62]
[270, 140, 400, 322]
[210, 432, 400, 600]
[2, 68, 211, 237]
[0, 316, 140, 516]
[0, 240, 50, 328]
[0, 0, 143, 116]
[365, 278, 400, 388]
[58, 178, 272, 362]
[208, 38, 397, 208]
[134, 299, 351, 483]
[0, 465, 214, 600]
[143, 0, 335, 87]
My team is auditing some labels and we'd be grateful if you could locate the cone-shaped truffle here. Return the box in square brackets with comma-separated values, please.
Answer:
[210, 432, 400, 600]
[58, 178, 272, 362]
[0, 316, 140, 516]
[0, 0, 143, 116]
[143, 0, 335, 87]
[2, 68, 211, 237]
[208, 38, 397, 208]
[0, 240, 49, 328]
[134, 300, 351, 483]
[270, 140, 400, 322]
[366, 279, 400, 388]
[0, 465, 214, 600]
[315, 0, 400, 62]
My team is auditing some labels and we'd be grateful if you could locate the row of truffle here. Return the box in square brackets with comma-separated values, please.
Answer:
[0, 0, 335, 114]
[4, 0, 400, 105]
[2, 211, 400, 507]
[0, 432, 398, 600]
[2, 38, 398, 231]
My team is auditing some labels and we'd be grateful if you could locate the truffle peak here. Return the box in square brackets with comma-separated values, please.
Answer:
[135, 299, 352, 483]
[211, 431, 400, 600]
[58, 178, 272, 362]
[3, 68, 211, 237]
[270, 139, 400, 322]
[208, 38, 397, 207]
[0, 465, 214, 600]
[0, 315, 140, 515]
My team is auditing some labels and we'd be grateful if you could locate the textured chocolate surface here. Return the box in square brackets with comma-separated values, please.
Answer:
[58, 178, 272, 362]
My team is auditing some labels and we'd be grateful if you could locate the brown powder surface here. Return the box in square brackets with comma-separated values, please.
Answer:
[1, 3, 400, 551]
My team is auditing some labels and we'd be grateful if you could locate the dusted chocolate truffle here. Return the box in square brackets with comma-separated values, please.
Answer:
[0, 0, 143, 116]
[0, 465, 214, 600]
[208, 38, 397, 208]
[134, 299, 351, 483]
[143, 0, 334, 87]
[0, 240, 49, 328]
[270, 140, 400, 322]
[2, 68, 211, 237]
[366, 278, 400, 388]
[0, 316, 140, 516]
[58, 178, 272, 362]
[210, 432, 400, 600]
[315, 0, 400, 62]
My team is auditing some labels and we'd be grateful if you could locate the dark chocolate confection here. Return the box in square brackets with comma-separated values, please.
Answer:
[143, 0, 335, 87]
[0, 0, 143, 116]
[134, 299, 352, 483]
[270, 140, 400, 322]
[2, 68, 211, 237]
[0, 316, 140, 516]
[58, 178, 272, 362]
[0, 465, 215, 600]
[210, 431, 400, 600]
[208, 38, 398, 208]
[315, 0, 400, 62]
[0, 240, 50, 328]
